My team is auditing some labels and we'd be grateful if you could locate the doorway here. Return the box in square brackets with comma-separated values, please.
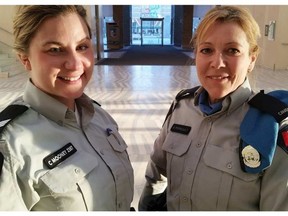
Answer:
[131, 5, 172, 45]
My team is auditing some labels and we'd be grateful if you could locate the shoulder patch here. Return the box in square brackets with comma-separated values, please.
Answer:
[0, 105, 28, 134]
[0, 152, 3, 176]
[240, 90, 288, 173]
[278, 125, 288, 154]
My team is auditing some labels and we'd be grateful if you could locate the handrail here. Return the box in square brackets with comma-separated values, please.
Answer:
[0, 27, 13, 48]
[0, 26, 12, 35]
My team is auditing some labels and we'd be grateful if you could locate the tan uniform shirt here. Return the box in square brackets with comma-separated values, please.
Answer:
[139, 80, 288, 210]
[0, 80, 134, 211]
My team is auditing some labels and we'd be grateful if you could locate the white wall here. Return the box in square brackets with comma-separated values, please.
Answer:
[0, 5, 16, 55]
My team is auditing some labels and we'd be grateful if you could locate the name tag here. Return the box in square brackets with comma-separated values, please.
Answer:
[171, 124, 191, 135]
[43, 143, 77, 169]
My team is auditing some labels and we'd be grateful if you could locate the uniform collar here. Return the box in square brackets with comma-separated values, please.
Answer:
[194, 78, 253, 115]
[23, 80, 94, 126]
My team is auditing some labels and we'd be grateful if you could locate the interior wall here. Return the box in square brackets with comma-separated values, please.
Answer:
[0, 5, 16, 55]
[240, 5, 288, 70]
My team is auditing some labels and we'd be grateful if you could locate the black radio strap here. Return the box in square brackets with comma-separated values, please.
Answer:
[248, 90, 288, 123]
[0, 105, 28, 134]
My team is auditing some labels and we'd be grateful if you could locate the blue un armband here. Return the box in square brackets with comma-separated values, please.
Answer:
[240, 90, 288, 174]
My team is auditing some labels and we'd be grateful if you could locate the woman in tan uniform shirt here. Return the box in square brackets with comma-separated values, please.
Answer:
[0, 5, 134, 211]
[139, 5, 288, 211]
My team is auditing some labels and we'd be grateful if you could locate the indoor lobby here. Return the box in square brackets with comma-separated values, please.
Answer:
[0, 65, 287, 208]
[0, 4, 288, 210]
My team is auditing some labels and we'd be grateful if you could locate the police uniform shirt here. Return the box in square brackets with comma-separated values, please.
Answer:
[139, 79, 288, 211]
[0, 80, 134, 211]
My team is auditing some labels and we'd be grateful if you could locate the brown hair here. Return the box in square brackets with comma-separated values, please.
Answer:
[13, 5, 91, 54]
[191, 6, 261, 56]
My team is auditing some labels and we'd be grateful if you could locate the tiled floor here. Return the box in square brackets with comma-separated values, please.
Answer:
[0, 65, 287, 208]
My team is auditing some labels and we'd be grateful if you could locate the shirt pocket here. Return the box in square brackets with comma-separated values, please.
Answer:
[193, 145, 260, 210]
[39, 151, 98, 210]
[203, 144, 259, 181]
[162, 132, 192, 188]
[162, 132, 191, 156]
[106, 128, 128, 153]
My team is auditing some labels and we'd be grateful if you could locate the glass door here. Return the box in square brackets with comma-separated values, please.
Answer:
[131, 5, 172, 45]
[140, 18, 164, 45]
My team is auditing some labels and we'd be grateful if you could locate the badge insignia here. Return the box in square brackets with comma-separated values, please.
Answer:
[241, 145, 261, 168]
[43, 143, 77, 169]
[170, 124, 191, 135]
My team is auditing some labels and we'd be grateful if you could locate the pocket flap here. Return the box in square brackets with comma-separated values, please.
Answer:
[40, 151, 98, 193]
[162, 132, 191, 156]
[203, 145, 258, 181]
[106, 128, 127, 152]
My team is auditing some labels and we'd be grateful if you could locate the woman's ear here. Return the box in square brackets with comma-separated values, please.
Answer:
[18, 53, 32, 71]
[248, 53, 258, 72]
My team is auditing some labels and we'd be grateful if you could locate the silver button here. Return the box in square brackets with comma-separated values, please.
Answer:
[196, 143, 201, 148]
[186, 169, 193, 175]
[74, 168, 80, 174]
[183, 196, 188, 202]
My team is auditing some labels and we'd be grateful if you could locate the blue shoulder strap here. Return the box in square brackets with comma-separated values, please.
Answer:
[240, 90, 288, 173]
[0, 104, 28, 176]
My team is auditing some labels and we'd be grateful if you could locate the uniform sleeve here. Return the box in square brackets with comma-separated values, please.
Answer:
[0, 144, 28, 210]
[138, 118, 170, 211]
[260, 146, 288, 210]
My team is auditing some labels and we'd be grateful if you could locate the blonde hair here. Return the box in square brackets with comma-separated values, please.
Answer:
[192, 6, 261, 56]
[13, 5, 91, 54]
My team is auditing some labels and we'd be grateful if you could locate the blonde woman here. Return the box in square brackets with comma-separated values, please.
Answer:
[139, 5, 288, 211]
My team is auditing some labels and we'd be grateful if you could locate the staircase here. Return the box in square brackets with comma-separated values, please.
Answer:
[0, 37, 25, 78]
[0, 52, 25, 79]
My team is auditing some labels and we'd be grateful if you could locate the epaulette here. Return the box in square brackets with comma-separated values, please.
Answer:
[0, 104, 29, 135]
[248, 90, 288, 123]
[0, 104, 28, 176]
[240, 90, 288, 173]
[175, 86, 200, 101]
[163, 86, 200, 125]
[92, 100, 101, 107]
[0, 152, 3, 176]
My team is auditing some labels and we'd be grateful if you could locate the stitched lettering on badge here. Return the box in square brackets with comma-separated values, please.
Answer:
[171, 124, 191, 135]
[43, 143, 77, 169]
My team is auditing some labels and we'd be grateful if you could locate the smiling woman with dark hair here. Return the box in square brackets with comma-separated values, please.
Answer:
[0, 5, 134, 211]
